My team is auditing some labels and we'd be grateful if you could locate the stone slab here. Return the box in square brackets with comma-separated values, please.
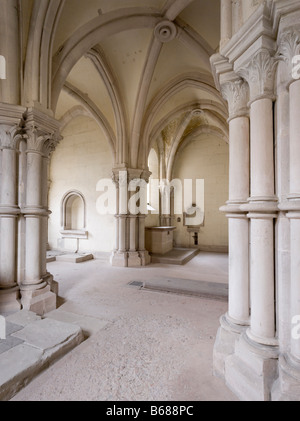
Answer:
[0, 336, 24, 355]
[45, 310, 110, 336]
[0, 344, 43, 389]
[0, 311, 85, 400]
[55, 253, 94, 263]
[143, 276, 228, 300]
[5, 322, 23, 336]
[12, 318, 82, 351]
[5, 310, 41, 327]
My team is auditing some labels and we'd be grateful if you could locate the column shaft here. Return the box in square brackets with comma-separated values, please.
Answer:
[229, 116, 250, 202]
[23, 150, 44, 286]
[250, 98, 275, 200]
[250, 217, 275, 341]
[228, 216, 249, 324]
[289, 80, 300, 197]
[119, 216, 126, 252]
[288, 80, 300, 362]
[129, 217, 137, 251]
[0, 148, 18, 288]
[138, 216, 145, 251]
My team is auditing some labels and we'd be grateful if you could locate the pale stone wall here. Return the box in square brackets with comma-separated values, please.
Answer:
[172, 135, 229, 251]
[48, 115, 115, 253]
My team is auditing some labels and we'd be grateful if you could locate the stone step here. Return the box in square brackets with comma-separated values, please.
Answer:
[150, 248, 199, 265]
[0, 311, 84, 401]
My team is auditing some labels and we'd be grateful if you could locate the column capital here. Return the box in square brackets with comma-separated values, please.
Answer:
[276, 29, 300, 86]
[0, 124, 23, 150]
[221, 78, 249, 120]
[23, 108, 62, 156]
[111, 167, 152, 186]
[237, 49, 279, 102]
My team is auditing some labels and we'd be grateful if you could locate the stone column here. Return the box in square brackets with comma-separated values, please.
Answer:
[0, 119, 23, 313]
[213, 77, 250, 377]
[238, 49, 279, 347]
[110, 168, 151, 267]
[20, 108, 61, 315]
[273, 30, 300, 401]
[224, 49, 279, 401]
[111, 169, 128, 267]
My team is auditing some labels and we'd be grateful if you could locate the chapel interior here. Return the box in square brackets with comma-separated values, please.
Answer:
[0, 0, 300, 401]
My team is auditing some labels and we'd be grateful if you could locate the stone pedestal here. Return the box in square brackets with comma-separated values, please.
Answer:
[272, 355, 300, 401]
[225, 333, 278, 401]
[145, 226, 176, 255]
[21, 284, 56, 316]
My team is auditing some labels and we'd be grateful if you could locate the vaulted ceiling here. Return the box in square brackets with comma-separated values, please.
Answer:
[26, 0, 228, 169]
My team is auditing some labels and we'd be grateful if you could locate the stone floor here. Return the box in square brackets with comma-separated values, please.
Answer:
[3, 252, 238, 401]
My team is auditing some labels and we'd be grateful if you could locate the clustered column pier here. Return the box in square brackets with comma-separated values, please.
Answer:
[111, 168, 151, 268]
[0, 105, 62, 316]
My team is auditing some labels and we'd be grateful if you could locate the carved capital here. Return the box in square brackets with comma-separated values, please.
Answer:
[221, 79, 249, 119]
[276, 30, 300, 84]
[23, 108, 62, 155]
[0, 124, 23, 150]
[237, 50, 278, 102]
[112, 168, 151, 186]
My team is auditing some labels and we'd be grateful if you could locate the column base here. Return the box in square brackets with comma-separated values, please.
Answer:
[110, 251, 128, 267]
[127, 252, 142, 267]
[0, 287, 21, 315]
[43, 272, 59, 296]
[271, 354, 300, 401]
[213, 313, 247, 379]
[21, 284, 56, 316]
[225, 332, 279, 401]
[139, 250, 151, 266]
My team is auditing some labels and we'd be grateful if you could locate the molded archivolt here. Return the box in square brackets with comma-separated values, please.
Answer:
[23, 0, 65, 109]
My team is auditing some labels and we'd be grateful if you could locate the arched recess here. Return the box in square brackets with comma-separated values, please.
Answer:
[60, 190, 87, 238]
